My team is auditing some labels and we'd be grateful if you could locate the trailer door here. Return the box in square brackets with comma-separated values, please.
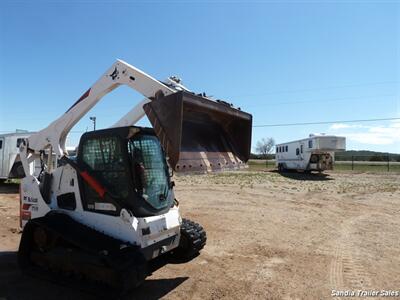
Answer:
[299, 142, 305, 159]
[0, 137, 4, 178]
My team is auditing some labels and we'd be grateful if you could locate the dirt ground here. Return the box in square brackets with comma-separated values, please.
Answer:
[0, 171, 399, 299]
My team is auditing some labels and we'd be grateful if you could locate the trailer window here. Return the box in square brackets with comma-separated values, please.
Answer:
[300, 145, 303, 153]
[296, 148, 299, 155]
[0, 140, 2, 149]
[285, 146, 288, 152]
[308, 140, 313, 148]
[16, 138, 24, 148]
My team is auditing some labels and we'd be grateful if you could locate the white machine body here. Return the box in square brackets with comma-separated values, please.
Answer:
[18, 60, 188, 257]
[20, 164, 181, 256]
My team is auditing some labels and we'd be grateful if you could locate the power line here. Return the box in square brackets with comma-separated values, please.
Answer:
[2, 117, 399, 134]
[4, 80, 399, 116]
[253, 117, 400, 128]
[231, 80, 399, 98]
[243, 93, 395, 108]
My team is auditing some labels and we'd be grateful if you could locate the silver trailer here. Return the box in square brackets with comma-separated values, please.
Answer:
[0, 132, 38, 181]
[275, 134, 346, 172]
[0, 132, 77, 182]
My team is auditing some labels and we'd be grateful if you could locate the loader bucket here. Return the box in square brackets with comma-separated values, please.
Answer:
[143, 91, 252, 173]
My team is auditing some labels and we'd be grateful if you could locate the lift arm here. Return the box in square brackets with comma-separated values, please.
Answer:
[23, 60, 252, 175]
[111, 77, 191, 128]
[27, 60, 175, 157]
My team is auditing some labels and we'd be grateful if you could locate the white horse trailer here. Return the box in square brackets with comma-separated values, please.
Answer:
[0, 132, 77, 182]
[275, 134, 346, 172]
[0, 132, 38, 182]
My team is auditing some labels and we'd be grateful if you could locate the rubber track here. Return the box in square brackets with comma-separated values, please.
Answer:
[176, 218, 207, 259]
[18, 212, 147, 294]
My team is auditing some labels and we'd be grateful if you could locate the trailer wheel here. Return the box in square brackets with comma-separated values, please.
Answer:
[310, 154, 319, 163]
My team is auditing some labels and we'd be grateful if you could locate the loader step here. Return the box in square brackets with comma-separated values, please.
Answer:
[26, 212, 130, 259]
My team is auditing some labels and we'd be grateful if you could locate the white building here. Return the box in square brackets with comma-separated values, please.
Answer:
[275, 134, 346, 172]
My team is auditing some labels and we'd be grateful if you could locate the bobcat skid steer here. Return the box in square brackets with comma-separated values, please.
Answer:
[18, 60, 252, 291]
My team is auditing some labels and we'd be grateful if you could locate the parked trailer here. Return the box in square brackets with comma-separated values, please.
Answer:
[275, 134, 346, 172]
[0, 132, 38, 181]
[0, 132, 77, 182]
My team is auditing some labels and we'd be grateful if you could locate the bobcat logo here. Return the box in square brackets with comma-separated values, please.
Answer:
[110, 67, 119, 80]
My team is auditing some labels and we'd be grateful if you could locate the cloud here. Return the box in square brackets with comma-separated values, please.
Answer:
[329, 123, 367, 130]
[341, 132, 394, 145]
[391, 120, 400, 128]
[329, 121, 400, 145]
[329, 123, 352, 130]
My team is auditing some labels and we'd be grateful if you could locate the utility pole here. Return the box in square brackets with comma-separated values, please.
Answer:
[351, 156, 354, 171]
[387, 153, 390, 172]
[89, 116, 96, 131]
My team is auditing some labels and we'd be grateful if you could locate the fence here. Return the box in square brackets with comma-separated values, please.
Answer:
[334, 154, 400, 172]
[248, 155, 400, 173]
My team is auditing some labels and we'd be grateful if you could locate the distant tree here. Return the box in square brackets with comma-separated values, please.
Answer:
[369, 155, 384, 162]
[255, 138, 275, 159]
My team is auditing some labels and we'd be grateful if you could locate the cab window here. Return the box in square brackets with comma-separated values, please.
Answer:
[128, 135, 171, 210]
[81, 136, 129, 199]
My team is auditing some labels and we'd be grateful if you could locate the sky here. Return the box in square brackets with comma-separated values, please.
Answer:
[0, 0, 399, 153]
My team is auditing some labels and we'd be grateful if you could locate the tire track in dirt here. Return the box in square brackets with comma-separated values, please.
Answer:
[329, 214, 374, 293]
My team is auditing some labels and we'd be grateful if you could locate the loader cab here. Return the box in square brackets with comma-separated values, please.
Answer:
[77, 126, 173, 217]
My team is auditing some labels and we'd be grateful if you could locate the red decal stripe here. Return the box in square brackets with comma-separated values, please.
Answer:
[21, 211, 31, 220]
[22, 203, 32, 210]
[66, 88, 91, 113]
[80, 171, 106, 198]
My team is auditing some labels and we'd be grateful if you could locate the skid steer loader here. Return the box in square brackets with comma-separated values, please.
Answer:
[18, 60, 252, 291]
